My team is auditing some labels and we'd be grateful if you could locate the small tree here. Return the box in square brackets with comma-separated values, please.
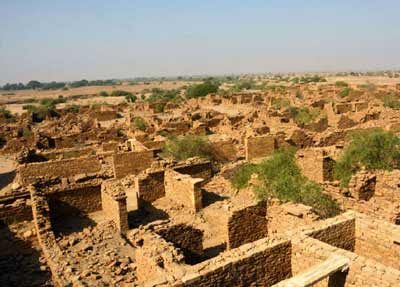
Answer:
[334, 129, 400, 187]
[162, 135, 213, 161]
[132, 117, 147, 131]
[125, 93, 137, 103]
[186, 80, 220, 99]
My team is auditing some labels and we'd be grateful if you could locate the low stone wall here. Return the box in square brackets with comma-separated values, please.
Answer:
[135, 169, 165, 203]
[102, 141, 119, 152]
[164, 170, 203, 212]
[19, 156, 102, 184]
[355, 212, 400, 270]
[333, 102, 352, 114]
[0, 196, 32, 224]
[209, 140, 238, 162]
[155, 224, 204, 261]
[227, 200, 268, 249]
[295, 148, 334, 183]
[47, 184, 102, 219]
[245, 135, 276, 160]
[29, 187, 75, 286]
[112, 150, 154, 179]
[101, 180, 129, 234]
[305, 216, 356, 252]
[293, 235, 400, 287]
[172, 238, 292, 287]
[173, 160, 213, 182]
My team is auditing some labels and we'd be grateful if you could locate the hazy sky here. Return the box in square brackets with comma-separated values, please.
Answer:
[1, 0, 400, 84]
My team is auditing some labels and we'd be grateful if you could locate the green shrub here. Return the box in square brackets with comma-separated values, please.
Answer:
[154, 103, 165, 113]
[65, 104, 80, 113]
[186, 80, 220, 99]
[111, 90, 132, 97]
[335, 81, 349, 87]
[162, 135, 213, 161]
[383, 94, 400, 110]
[271, 98, 290, 109]
[334, 129, 400, 187]
[126, 93, 137, 103]
[99, 91, 109, 97]
[39, 96, 67, 108]
[231, 148, 340, 219]
[287, 106, 320, 126]
[230, 164, 258, 190]
[339, 87, 351, 98]
[132, 117, 147, 131]
[0, 107, 12, 118]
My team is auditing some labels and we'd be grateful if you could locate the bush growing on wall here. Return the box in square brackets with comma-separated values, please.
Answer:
[162, 135, 213, 161]
[230, 148, 340, 219]
[334, 129, 400, 187]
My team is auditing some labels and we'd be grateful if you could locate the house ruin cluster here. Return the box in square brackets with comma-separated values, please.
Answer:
[0, 80, 400, 286]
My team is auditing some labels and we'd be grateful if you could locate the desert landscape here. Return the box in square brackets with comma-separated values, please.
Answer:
[1, 72, 400, 286]
[1, 0, 400, 286]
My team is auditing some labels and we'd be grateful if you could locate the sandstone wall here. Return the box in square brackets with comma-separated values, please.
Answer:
[210, 140, 238, 162]
[164, 170, 203, 212]
[112, 150, 154, 179]
[173, 238, 292, 287]
[295, 149, 334, 183]
[135, 170, 165, 203]
[305, 217, 356, 252]
[245, 135, 276, 160]
[48, 185, 102, 219]
[101, 182, 129, 234]
[19, 156, 102, 184]
[173, 161, 213, 182]
[156, 224, 204, 261]
[0, 197, 32, 224]
[227, 200, 268, 249]
[355, 213, 400, 270]
[30, 187, 76, 286]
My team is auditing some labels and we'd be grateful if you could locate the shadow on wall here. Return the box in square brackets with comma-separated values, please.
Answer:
[202, 243, 227, 261]
[49, 201, 97, 236]
[128, 201, 169, 229]
[202, 190, 228, 208]
[0, 170, 16, 190]
[0, 223, 52, 287]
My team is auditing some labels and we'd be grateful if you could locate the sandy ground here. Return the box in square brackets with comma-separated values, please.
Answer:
[0, 155, 17, 196]
[0, 81, 196, 105]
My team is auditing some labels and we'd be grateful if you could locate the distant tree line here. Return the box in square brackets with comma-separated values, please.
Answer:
[0, 79, 119, 91]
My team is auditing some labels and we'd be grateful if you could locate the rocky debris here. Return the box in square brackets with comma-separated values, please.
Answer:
[348, 169, 377, 201]
[56, 221, 137, 286]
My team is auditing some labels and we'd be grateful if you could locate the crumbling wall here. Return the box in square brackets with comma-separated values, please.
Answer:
[155, 224, 204, 261]
[101, 180, 129, 234]
[164, 170, 203, 212]
[245, 135, 276, 160]
[296, 148, 334, 183]
[48, 185, 102, 219]
[19, 156, 102, 184]
[333, 103, 352, 114]
[209, 140, 238, 162]
[135, 169, 165, 203]
[291, 235, 400, 287]
[348, 170, 376, 201]
[174, 160, 213, 182]
[0, 196, 32, 224]
[29, 187, 76, 286]
[112, 150, 154, 179]
[305, 216, 356, 252]
[227, 200, 268, 249]
[355, 213, 400, 270]
[172, 238, 292, 287]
